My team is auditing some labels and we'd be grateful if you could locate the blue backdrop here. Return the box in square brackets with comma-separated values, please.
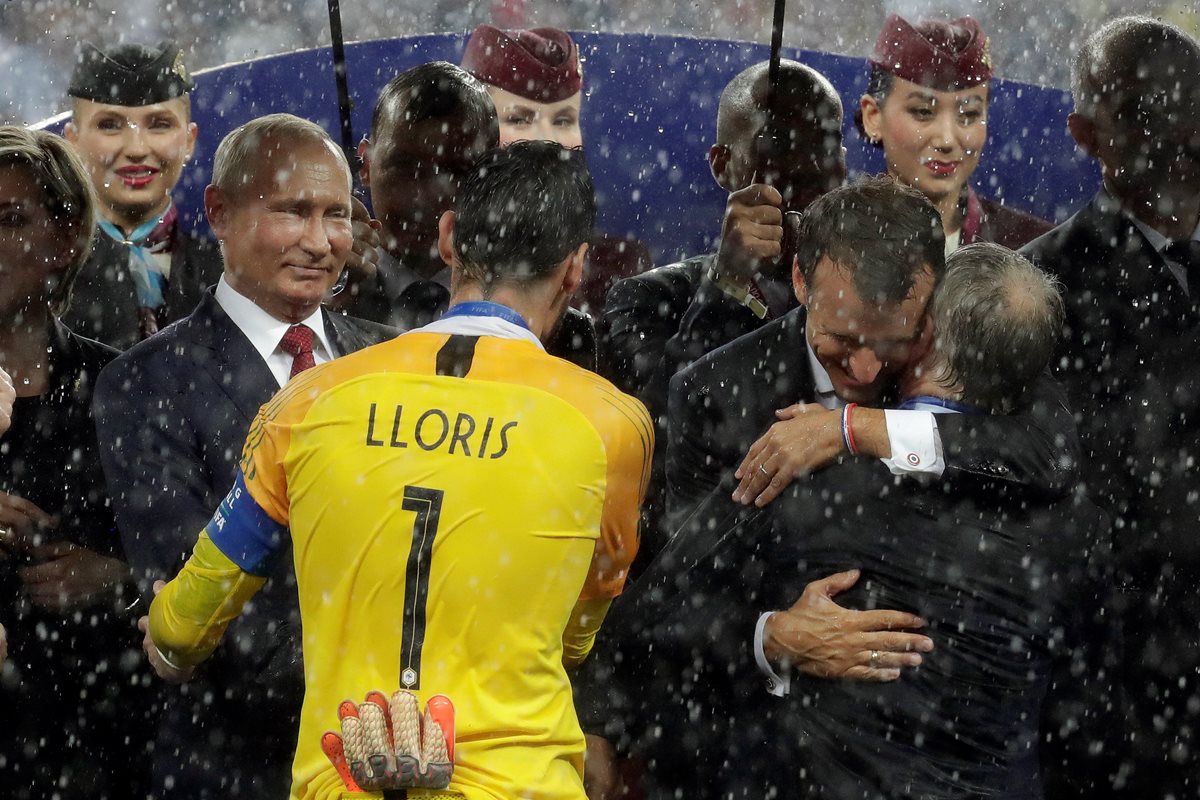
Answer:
[42, 32, 1100, 264]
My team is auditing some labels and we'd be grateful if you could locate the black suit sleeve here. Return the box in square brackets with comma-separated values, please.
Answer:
[936, 371, 1081, 496]
[664, 272, 762, 377]
[94, 354, 220, 589]
[600, 270, 689, 413]
[1039, 502, 1124, 797]
[602, 265, 762, 420]
[545, 307, 598, 372]
[328, 268, 394, 325]
[665, 360, 726, 522]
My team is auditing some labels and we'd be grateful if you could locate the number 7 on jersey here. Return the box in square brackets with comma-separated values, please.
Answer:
[400, 485, 443, 689]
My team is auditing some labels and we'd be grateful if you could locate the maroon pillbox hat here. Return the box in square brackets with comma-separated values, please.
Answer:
[462, 24, 582, 103]
[870, 15, 993, 91]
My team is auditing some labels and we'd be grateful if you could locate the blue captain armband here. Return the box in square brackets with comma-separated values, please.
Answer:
[205, 471, 287, 577]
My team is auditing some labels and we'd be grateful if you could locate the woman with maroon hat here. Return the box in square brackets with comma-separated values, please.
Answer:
[462, 24, 585, 149]
[858, 15, 1051, 252]
[462, 25, 651, 315]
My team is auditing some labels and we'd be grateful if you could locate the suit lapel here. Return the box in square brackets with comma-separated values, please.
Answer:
[183, 293, 280, 423]
[753, 307, 816, 405]
[1083, 195, 1197, 330]
[324, 310, 365, 357]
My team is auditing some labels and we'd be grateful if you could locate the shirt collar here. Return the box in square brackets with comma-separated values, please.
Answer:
[804, 331, 841, 408]
[898, 395, 976, 414]
[214, 276, 335, 363]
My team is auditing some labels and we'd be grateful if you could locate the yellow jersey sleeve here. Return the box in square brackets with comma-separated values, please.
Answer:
[149, 532, 267, 668]
[579, 383, 653, 601]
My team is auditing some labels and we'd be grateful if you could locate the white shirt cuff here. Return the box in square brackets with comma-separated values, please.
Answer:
[754, 611, 790, 697]
[880, 410, 944, 476]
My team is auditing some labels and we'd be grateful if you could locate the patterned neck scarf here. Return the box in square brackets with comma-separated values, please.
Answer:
[97, 203, 178, 310]
[97, 204, 178, 338]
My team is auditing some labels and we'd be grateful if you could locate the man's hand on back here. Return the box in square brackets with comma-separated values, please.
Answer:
[734, 404, 890, 506]
[764, 569, 933, 682]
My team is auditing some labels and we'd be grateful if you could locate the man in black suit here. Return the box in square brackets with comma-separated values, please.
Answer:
[93, 114, 396, 799]
[337, 61, 598, 370]
[596, 244, 1110, 798]
[661, 177, 1080, 708]
[1020, 16, 1200, 796]
[603, 59, 845, 418]
[599, 60, 846, 566]
[62, 41, 222, 350]
[335, 61, 496, 331]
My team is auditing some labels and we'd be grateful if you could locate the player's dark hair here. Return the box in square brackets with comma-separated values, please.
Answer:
[454, 141, 596, 287]
[796, 174, 945, 304]
[370, 61, 498, 146]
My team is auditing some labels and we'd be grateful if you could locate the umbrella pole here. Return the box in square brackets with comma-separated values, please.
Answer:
[326, 0, 356, 165]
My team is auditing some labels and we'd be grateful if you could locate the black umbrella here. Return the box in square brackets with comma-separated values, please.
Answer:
[753, 0, 790, 184]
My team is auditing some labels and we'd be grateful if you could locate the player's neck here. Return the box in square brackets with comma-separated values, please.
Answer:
[450, 283, 557, 339]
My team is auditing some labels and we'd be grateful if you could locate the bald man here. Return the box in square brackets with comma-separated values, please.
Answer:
[599, 59, 846, 567]
[1021, 16, 1200, 797]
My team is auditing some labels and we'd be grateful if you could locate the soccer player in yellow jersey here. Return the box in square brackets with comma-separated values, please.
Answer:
[145, 141, 652, 800]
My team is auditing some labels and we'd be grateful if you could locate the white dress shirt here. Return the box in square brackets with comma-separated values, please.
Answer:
[214, 277, 337, 388]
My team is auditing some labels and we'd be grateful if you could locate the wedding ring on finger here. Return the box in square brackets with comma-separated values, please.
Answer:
[758, 464, 770, 477]
[869, 650, 881, 668]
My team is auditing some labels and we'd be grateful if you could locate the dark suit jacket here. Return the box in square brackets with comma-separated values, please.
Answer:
[666, 306, 1083, 518]
[596, 459, 1112, 800]
[601, 255, 795, 567]
[62, 226, 224, 351]
[1021, 191, 1200, 795]
[601, 254, 791, 420]
[93, 291, 396, 798]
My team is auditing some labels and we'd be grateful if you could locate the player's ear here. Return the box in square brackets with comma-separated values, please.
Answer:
[562, 241, 587, 297]
[437, 210, 457, 268]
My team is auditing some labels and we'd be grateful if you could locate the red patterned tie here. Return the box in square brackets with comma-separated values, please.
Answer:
[280, 324, 316, 378]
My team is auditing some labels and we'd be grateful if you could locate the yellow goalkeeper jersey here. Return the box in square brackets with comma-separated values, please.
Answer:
[151, 307, 651, 800]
